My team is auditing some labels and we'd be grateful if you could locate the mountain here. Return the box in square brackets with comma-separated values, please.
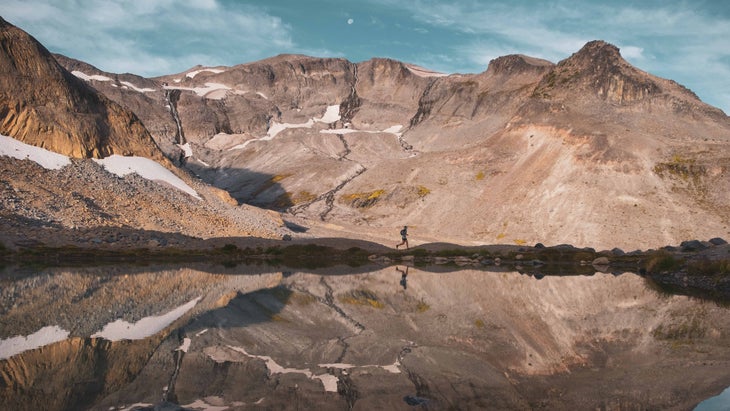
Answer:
[0, 18, 285, 246]
[53, 38, 729, 250]
[0, 17, 163, 161]
[1, 13, 728, 250]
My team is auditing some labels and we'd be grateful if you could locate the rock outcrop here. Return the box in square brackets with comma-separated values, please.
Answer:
[0, 17, 164, 161]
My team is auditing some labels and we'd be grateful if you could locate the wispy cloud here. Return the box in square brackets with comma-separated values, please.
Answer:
[368, 0, 730, 112]
[1, 0, 294, 75]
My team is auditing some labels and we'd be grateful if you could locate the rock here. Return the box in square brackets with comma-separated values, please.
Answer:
[534, 243, 545, 248]
[282, 234, 292, 241]
[680, 240, 707, 252]
[592, 257, 610, 266]
[454, 256, 474, 266]
[709, 237, 727, 245]
[611, 248, 625, 256]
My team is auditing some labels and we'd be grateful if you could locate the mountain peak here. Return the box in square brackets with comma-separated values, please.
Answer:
[531, 40, 663, 104]
[0, 17, 164, 160]
[572, 40, 623, 63]
[488, 54, 554, 76]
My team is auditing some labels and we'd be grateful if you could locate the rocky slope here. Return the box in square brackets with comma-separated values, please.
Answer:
[0, 17, 163, 161]
[1, 13, 729, 251]
[0, 18, 287, 248]
[58, 38, 729, 251]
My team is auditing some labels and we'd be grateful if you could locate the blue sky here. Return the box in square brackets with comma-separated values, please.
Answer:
[2, 0, 729, 113]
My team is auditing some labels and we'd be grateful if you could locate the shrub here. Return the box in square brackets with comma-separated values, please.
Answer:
[221, 243, 239, 254]
[341, 189, 386, 208]
[339, 289, 384, 308]
[646, 252, 682, 273]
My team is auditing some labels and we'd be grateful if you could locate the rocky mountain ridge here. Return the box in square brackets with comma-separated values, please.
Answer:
[0, 17, 164, 162]
[1, 15, 729, 251]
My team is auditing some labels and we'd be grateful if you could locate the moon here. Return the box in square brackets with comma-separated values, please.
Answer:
[347, 18, 354, 25]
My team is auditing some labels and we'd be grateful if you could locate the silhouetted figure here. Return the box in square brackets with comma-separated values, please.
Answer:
[396, 225, 409, 249]
[396, 266, 409, 290]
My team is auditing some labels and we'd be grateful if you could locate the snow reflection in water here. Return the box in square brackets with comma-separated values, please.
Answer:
[0, 264, 729, 411]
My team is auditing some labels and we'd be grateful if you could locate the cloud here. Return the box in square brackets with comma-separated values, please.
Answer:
[367, 0, 730, 112]
[1, 0, 294, 76]
[348, 18, 354, 25]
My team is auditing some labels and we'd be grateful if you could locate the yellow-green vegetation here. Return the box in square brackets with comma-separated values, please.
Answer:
[416, 185, 431, 198]
[270, 314, 289, 322]
[292, 190, 317, 204]
[496, 233, 506, 240]
[272, 192, 293, 209]
[652, 317, 706, 341]
[253, 173, 292, 197]
[513, 239, 527, 246]
[646, 251, 683, 273]
[339, 289, 385, 308]
[475, 171, 485, 181]
[474, 319, 485, 328]
[416, 298, 430, 312]
[653, 154, 706, 180]
[341, 189, 386, 208]
[687, 260, 730, 277]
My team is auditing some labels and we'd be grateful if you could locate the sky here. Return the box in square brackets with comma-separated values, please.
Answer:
[1, 0, 729, 114]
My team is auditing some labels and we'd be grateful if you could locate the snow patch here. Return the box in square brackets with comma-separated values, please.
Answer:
[0, 325, 70, 360]
[91, 297, 201, 341]
[176, 338, 192, 353]
[321, 124, 403, 137]
[178, 142, 193, 158]
[314, 104, 341, 123]
[406, 64, 448, 78]
[93, 155, 201, 199]
[165, 82, 231, 99]
[71, 70, 112, 82]
[228, 105, 341, 150]
[118, 403, 153, 411]
[186, 68, 225, 78]
[213, 345, 340, 392]
[120, 81, 155, 93]
[0, 134, 71, 170]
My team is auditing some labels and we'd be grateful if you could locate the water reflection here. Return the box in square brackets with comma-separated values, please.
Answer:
[1, 264, 729, 410]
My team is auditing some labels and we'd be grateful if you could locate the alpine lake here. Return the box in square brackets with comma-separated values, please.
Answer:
[1, 243, 730, 410]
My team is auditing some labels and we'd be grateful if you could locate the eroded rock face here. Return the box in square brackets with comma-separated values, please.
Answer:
[0, 18, 164, 162]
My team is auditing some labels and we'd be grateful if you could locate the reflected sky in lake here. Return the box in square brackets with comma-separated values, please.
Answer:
[1, 263, 729, 410]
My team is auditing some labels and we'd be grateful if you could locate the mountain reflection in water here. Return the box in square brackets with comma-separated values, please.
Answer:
[1, 264, 729, 410]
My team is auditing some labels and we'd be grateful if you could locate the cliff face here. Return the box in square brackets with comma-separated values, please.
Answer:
[0, 17, 164, 161]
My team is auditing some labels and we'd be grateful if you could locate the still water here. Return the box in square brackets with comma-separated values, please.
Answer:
[1, 263, 729, 410]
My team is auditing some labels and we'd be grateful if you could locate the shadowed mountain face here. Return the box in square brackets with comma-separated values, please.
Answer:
[50, 38, 730, 250]
[0, 17, 164, 161]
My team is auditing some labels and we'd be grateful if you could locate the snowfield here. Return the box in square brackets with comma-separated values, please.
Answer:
[1, 134, 200, 199]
